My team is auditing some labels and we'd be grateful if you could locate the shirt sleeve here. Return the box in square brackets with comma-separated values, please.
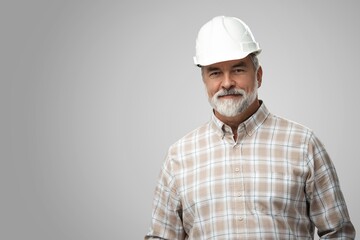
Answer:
[305, 133, 356, 239]
[145, 152, 186, 240]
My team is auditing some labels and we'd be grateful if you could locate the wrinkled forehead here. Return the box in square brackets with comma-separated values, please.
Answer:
[202, 56, 253, 72]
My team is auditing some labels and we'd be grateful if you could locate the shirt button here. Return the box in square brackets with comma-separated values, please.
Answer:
[237, 216, 244, 221]
[235, 167, 240, 172]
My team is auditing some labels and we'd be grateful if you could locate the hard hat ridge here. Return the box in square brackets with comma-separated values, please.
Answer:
[194, 16, 261, 66]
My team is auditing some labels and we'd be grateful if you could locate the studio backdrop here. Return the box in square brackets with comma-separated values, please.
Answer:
[3, 0, 359, 239]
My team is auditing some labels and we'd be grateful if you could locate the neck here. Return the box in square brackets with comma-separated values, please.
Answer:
[215, 99, 261, 135]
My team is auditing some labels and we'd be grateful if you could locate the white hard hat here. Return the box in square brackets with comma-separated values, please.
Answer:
[193, 16, 261, 66]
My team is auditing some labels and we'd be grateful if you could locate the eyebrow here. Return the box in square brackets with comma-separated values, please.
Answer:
[205, 66, 220, 72]
[231, 61, 248, 68]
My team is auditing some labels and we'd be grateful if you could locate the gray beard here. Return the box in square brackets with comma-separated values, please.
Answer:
[209, 84, 258, 117]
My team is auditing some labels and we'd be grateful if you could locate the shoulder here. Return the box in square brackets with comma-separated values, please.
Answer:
[262, 113, 317, 147]
[171, 121, 211, 147]
[265, 113, 314, 136]
[252, 102, 314, 140]
[167, 121, 215, 157]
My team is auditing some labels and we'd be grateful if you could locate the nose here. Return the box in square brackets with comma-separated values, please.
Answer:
[221, 73, 235, 90]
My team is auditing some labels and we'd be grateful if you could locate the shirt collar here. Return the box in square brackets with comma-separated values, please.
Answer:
[211, 100, 270, 138]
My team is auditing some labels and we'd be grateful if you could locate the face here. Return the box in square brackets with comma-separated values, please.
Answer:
[202, 56, 262, 117]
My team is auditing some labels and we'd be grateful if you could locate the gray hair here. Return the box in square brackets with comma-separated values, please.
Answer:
[249, 53, 260, 72]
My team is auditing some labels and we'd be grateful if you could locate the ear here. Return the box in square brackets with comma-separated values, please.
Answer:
[256, 66, 263, 88]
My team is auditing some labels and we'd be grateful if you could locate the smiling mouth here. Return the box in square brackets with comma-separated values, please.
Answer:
[218, 94, 242, 98]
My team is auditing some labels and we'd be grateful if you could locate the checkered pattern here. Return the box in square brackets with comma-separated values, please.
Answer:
[145, 102, 355, 239]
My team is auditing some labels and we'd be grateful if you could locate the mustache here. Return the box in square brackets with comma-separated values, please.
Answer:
[216, 88, 246, 97]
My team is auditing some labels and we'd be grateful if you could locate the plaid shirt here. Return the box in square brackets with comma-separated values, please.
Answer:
[145, 102, 355, 239]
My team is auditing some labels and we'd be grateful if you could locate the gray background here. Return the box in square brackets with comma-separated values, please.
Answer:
[2, 0, 359, 239]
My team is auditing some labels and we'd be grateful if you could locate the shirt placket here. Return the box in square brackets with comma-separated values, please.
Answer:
[232, 144, 247, 236]
[224, 124, 248, 238]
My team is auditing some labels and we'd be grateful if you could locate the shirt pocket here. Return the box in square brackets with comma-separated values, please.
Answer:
[248, 173, 305, 216]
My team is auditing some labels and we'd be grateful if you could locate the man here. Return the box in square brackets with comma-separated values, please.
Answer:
[145, 16, 355, 239]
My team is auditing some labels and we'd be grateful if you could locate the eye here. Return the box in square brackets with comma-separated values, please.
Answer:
[232, 67, 245, 74]
[209, 70, 221, 79]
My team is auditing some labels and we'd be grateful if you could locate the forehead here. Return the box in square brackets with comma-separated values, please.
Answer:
[203, 56, 252, 71]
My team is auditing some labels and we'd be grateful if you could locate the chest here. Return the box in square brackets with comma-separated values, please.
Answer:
[176, 140, 309, 217]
